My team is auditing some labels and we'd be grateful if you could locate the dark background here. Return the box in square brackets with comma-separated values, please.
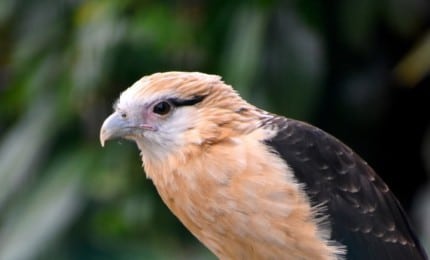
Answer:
[0, 1, 429, 259]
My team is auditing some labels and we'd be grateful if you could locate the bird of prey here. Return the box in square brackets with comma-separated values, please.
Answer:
[100, 72, 427, 259]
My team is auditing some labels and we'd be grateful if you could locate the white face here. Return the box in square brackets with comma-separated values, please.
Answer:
[101, 90, 204, 162]
[100, 71, 240, 162]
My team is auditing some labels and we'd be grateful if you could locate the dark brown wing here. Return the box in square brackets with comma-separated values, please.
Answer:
[264, 117, 427, 260]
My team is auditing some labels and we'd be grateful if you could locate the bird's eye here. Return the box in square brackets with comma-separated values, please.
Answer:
[153, 101, 171, 115]
[121, 112, 127, 118]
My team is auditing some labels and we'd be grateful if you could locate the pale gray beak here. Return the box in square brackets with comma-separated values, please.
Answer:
[100, 112, 133, 147]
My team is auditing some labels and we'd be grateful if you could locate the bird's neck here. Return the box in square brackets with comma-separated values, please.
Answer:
[138, 129, 343, 259]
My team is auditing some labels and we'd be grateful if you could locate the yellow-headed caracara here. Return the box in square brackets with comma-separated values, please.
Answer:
[100, 72, 427, 260]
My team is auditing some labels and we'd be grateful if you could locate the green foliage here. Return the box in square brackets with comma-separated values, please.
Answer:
[0, 0, 428, 259]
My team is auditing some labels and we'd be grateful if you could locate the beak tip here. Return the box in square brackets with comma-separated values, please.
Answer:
[99, 134, 105, 147]
[99, 129, 108, 147]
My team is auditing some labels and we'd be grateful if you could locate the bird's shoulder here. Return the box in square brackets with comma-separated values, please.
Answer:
[261, 116, 427, 260]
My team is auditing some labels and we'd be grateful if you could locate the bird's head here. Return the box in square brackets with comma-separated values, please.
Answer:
[100, 72, 258, 163]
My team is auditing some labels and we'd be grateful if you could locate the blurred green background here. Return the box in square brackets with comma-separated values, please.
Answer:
[0, 1, 429, 259]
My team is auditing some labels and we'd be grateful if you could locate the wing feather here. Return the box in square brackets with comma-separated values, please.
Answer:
[264, 117, 427, 260]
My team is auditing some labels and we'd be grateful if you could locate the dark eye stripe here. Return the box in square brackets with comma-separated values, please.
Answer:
[168, 95, 206, 107]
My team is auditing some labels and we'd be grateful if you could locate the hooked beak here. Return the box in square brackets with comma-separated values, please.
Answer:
[100, 112, 133, 147]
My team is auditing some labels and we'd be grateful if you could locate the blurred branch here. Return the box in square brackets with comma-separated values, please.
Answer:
[394, 31, 430, 87]
[0, 96, 57, 210]
[220, 5, 267, 98]
[0, 149, 88, 260]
